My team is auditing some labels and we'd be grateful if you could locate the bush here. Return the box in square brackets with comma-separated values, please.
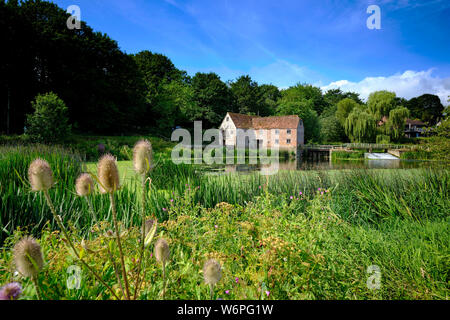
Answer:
[376, 134, 390, 144]
[25, 93, 71, 143]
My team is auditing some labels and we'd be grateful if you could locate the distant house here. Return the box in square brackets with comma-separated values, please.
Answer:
[219, 112, 304, 150]
[405, 119, 426, 138]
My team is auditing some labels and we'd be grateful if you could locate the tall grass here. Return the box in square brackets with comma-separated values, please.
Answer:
[2, 144, 449, 244]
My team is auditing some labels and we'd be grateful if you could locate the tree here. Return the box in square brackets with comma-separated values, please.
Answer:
[319, 115, 346, 143]
[367, 91, 398, 120]
[25, 92, 71, 143]
[189, 73, 234, 128]
[281, 84, 328, 116]
[277, 98, 321, 143]
[257, 84, 280, 116]
[344, 106, 377, 142]
[386, 107, 410, 141]
[230, 75, 260, 115]
[406, 94, 444, 125]
[324, 88, 363, 106]
[336, 98, 360, 126]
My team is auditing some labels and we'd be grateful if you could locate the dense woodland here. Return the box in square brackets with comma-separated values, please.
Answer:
[1, 0, 447, 143]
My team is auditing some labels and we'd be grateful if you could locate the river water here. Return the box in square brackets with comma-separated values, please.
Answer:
[204, 157, 448, 173]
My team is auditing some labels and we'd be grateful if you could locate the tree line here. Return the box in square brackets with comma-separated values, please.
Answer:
[1, 0, 446, 143]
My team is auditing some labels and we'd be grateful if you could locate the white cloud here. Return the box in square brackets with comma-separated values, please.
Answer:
[321, 69, 450, 105]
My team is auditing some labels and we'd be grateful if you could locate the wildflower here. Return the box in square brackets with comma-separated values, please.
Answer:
[75, 173, 94, 197]
[203, 259, 222, 286]
[258, 186, 262, 189]
[13, 237, 44, 278]
[97, 154, 120, 194]
[28, 159, 54, 192]
[299, 191, 302, 195]
[170, 199, 174, 203]
[133, 140, 152, 175]
[265, 291, 270, 297]
[290, 196, 293, 200]
[225, 290, 230, 294]
[215, 225, 218, 229]
[321, 191, 324, 195]
[0, 282, 22, 300]
[162, 208, 167, 212]
[235, 277, 239, 284]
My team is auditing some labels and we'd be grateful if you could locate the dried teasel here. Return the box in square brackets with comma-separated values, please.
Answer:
[28, 159, 54, 192]
[97, 154, 120, 194]
[203, 259, 222, 285]
[154, 238, 169, 264]
[75, 173, 95, 197]
[133, 139, 153, 175]
[13, 237, 44, 278]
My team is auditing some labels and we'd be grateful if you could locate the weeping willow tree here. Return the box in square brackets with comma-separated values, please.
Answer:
[387, 106, 410, 141]
[344, 107, 377, 142]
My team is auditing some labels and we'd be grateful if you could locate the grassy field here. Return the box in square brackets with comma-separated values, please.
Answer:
[0, 144, 449, 300]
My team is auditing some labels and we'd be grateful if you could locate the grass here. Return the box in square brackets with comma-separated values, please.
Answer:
[0, 144, 449, 300]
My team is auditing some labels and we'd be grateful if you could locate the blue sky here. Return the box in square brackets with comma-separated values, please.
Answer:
[52, 0, 450, 103]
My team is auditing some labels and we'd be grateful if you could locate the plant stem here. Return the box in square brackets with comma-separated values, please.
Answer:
[31, 276, 42, 300]
[162, 262, 166, 300]
[43, 190, 120, 300]
[86, 196, 98, 226]
[133, 176, 151, 300]
[109, 192, 131, 300]
[209, 283, 214, 300]
[106, 242, 127, 299]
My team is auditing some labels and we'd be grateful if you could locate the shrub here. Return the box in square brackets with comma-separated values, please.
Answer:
[25, 93, 71, 143]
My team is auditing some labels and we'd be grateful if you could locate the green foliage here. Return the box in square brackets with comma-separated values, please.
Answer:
[367, 91, 398, 120]
[25, 93, 71, 143]
[331, 150, 365, 161]
[229, 75, 260, 115]
[376, 134, 390, 144]
[344, 107, 377, 142]
[279, 84, 328, 116]
[324, 88, 363, 106]
[406, 94, 444, 125]
[1, 166, 448, 299]
[189, 73, 234, 128]
[386, 106, 410, 141]
[319, 115, 346, 143]
[277, 99, 321, 143]
[336, 98, 360, 126]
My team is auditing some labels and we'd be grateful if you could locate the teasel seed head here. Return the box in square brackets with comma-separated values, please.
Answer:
[28, 158, 54, 192]
[13, 237, 44, 278]
[97, 154, 120, 194]
[203, 259, 222, 285]
[75, 173, 94, 197]
[141, 219, 155, 237]
[0, 282, 22, 300]
[133, 139, 152, 175]
[154, 238, 169, 264]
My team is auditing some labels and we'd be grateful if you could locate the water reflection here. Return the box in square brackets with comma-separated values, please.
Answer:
[210, 158, 447, 173]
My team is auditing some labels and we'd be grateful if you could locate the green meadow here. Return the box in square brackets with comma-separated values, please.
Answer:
[0, 144, 448, 300]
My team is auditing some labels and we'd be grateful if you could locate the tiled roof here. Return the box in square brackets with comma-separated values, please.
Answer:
[406, 118, 425, 126]
[228, 113, 254, 129]
[228, 113, 300, 129]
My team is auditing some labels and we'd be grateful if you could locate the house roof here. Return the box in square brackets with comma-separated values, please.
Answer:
[228, 113, 300, 129]
[228, 113, 254, 129]
[406, 119, 426, 126]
